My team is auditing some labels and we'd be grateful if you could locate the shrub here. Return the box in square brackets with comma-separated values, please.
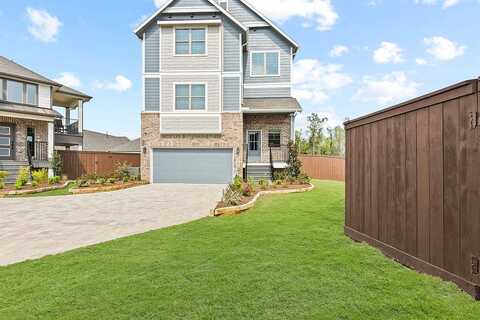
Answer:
[0, 181, 4, 190]
[16, 167, 30, 188]
[96, 178, 107, 185]
[298, 173, 311, 184]
[51, 151, 63, 176]
[48, 176, 61, 185]
[31, 181, 39, 188]
[0, 171, 9, 180]
[114, 161, 131, 180]
[107, 177, 117, 184]
[286, 141, 302, 179]
[76, 179, 89, 188]
[222, 184, 243, 207]
[122, 176, 130, 183]
[32, 169, 48, 185]
[232, 175, 243, 191]
[272, 170, 287, 182]
[258, 178, 269, 190]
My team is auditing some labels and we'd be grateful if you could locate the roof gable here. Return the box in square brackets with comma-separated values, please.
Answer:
[134, 0, 247, 38]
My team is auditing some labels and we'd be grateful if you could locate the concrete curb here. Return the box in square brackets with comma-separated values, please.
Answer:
[212, 183, 315, 216]
[0, 181, 73, 198]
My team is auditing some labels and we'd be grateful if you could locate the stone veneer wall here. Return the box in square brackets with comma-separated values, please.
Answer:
[243, 114, 292, 163]
[0, 116, 48, 161]
[141, 113, 244, 182]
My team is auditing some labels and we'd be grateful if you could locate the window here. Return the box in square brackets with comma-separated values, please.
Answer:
[26, 84, 38, 105]
[27, 127, 35, 157]
[268, 130, 281, 148]
[175, 28, 206, 55]
[1, 79, 38, 105]
[6, 80, 23, 104]
[251, 52, 279, 76]
[175, 84, 206, 110]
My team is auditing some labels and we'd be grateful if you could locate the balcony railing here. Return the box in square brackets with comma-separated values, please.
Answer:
[55, 120, 80, 135]
[27, 141, 49, 164]
[269, 145, 289, 163]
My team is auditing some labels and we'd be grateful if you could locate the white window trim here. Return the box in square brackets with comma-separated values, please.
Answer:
[0, 126, 11, 137]
[249, 51, 281, 78]
[0, 137, 11, 147]
[173, 82, 208, 112]
[173, 26, 208, 57]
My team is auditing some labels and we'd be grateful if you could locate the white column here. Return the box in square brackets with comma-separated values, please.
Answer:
[78, 100, 84, 151]
[47, 121, 55, 177]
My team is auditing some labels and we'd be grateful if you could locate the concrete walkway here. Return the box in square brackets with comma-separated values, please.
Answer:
[0, 184, 224, 266]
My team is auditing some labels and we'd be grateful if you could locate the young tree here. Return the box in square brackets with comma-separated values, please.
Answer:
[295, 129, 310, 154]
[307, 113, 328, 155]
[287, 141, 302, 178]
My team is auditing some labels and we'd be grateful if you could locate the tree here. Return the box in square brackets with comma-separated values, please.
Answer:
[307, 113, 328, 155]
[295, 129, 310, 154]
[287, 141, 302, 178]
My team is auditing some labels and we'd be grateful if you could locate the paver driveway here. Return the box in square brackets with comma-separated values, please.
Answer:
[0, 184, 224, 266]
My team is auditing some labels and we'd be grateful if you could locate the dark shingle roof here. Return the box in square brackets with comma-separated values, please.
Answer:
[110, 138, 141, 153]
[242, 98, 302, 113]
[0, 56, 58, 86]
[82, 130, 133, 152]
[0, 102, 62, 118]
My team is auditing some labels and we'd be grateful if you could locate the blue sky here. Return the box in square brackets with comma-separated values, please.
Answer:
[0, 0, 478, 138]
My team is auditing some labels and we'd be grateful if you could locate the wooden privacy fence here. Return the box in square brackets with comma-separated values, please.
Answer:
[344, 79, 480, 299]
[58, 151, 141, 179]
[299, 155, 345, 181]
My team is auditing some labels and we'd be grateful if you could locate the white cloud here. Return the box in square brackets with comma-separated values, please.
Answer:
[373, 42, 404, 64]
[26, 8, 61, 43]
[415, 58, 427, 65]
[424, 36, 465, 61]
[94, 75, 132, 92]
[330, 45, 349, 57]
[54, 72, 81, 88]
[247, 0, 339, 31]
[353, 72, 420, 105]
[154, 0, 167, 8]
[293, 59, 352, 103]
[415, 0, 462, 8]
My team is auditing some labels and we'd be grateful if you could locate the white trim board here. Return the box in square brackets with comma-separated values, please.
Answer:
[158, 20, 221, 26]
[244, 83, 290, 89]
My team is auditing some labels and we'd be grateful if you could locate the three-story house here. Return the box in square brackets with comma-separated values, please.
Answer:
[135, 0, 301, 184]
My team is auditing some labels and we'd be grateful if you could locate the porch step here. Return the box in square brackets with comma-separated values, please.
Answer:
[0, 161, 29, 184]
[246, 164, 272, 181]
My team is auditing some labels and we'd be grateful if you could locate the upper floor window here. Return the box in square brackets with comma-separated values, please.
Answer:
[1, 79, 38, 106]
[175, 84, 206, 111]
[175, 28, 206, 56]
[251, 51, 280, 77]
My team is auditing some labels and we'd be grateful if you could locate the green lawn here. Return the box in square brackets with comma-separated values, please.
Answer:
[1, 180, 479, 319]
[6, 183, 74, 198]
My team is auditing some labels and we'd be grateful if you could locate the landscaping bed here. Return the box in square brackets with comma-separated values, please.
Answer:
[70, 180, 147, 194]
[0, 181, 70, 197]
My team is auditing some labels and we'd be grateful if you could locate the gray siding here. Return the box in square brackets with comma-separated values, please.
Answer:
[170, 0, 214, 7]
[244, 27, 292, 85]
[228, 0, 263, 24]
[223, 18, 241, 72]
[145, 78, 160, 111]
[145, 25, 160, 73]
[223, 77, 241, 111]
[160, 74, 221, 112]
[160, 114, 221, 134]
[160, 25, 220, 71]
[152, 148, 233, 184]
[244, 87, 290, 98]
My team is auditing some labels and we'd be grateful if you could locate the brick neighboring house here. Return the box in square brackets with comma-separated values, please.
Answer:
[135, 0, 302, 184]
[0, 56, 91, 183]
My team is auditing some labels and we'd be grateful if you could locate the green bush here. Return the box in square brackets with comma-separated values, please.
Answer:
[298, 173, 311, 184]
[258, 178, 269, 190]
[122, 176, 130, 183]
[96, 178, 107, 185]
[51, 151, 63, 176]
[76, 179, 89, 188]
[232, 175, 243, 191]
[107, 177, 117, 184]
[32, 169, 48, 185]
[31, 181, 39, 188]
[221, 184, 243, 207]
[286, 141, 302, 179]
[48, 176, 61, 185]
[0, 181, 4, 190]
[0, 170, 9, 180]
[16, 167, 29, 188]
[114, 161, 131, 180]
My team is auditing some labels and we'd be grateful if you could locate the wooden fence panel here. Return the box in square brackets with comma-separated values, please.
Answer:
[299, 155, 345, 182]
[58, 151, 140, 179]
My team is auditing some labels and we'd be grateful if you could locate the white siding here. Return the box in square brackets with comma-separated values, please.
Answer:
[160, 114, 221, 134]
[161, 74, 221, 112]
[38, 84, 51, 109]
[160, 25, 220, 72]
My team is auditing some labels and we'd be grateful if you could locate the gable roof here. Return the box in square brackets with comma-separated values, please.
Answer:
[82, 130, 132, 152]
[134, 0, 247, 38]
[0, 56, 59, 86]
[237, 0, 299, 51]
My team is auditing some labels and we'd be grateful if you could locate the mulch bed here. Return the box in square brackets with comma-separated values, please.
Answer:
[70, 181, 147, 194]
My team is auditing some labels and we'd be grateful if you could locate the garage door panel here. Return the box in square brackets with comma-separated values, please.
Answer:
[153, 149, 233, 184]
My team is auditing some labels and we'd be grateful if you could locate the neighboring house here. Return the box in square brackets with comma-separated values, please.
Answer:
[82, 130, 136, 153]
[0, 56, 91, 182]
[135, 0, 302, 184]
[110, 138, 141, 154]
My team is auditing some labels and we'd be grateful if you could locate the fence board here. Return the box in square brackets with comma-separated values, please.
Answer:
[58, 151, 140, 179]
[299, 155, 345, 182]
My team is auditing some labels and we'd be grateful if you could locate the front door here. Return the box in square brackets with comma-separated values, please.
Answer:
[0, 124, 14, 160]
[247, 130, 261, 162]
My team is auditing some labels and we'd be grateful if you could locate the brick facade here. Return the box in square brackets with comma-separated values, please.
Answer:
[243, 114, 292, 163]
[141, 113, 244, 182]
[0, 116, 49, 161]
